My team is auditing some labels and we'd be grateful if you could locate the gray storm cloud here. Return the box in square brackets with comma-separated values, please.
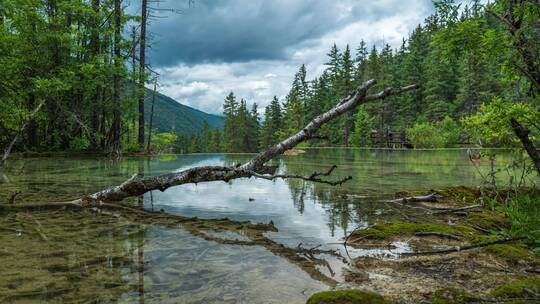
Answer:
[136, 0, 435, 114]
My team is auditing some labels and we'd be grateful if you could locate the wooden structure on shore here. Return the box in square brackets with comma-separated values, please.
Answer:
[369, 129, 471, 148]
[371, 129, 413, 148]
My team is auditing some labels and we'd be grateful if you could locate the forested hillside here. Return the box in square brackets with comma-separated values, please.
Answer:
[137, 85, 223, 135]
[185, 0, 539, 153]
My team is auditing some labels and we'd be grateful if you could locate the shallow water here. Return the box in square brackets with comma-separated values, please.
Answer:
[0, 148, 526, 303]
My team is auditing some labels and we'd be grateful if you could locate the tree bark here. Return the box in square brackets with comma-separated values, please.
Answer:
[147, 80, 157, 152]
[83, 80, 418, 203]
[108, 0, 122, 155]
[511, 118, 540, 176]
[90, 0, 101, 149]
[138, 0, 147, 150]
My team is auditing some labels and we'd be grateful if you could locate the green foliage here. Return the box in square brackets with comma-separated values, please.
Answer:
[151, 133, 177, 153]
[407, 123, 446, 148]
[0, 1, 222, 154]
[2, 0, 538, 154]
[462, 98, 537, 147]
[406, 117, 461, 148]
[497, 192, 540, 244]
[441, 116, 461, 144]
[351, 106, 374, 147]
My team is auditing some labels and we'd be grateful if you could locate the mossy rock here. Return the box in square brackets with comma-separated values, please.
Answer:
[306, 290, 390, 304]
[430, 288, 475, 304]
[350, 221, 475, 241]
[491, 277, 540, 299]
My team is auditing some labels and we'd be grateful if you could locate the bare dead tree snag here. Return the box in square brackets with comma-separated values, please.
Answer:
[511, 118, 540, 176]
[81, 80, 417, 204]
[0, 100, 46, 169]
[147, 79, 157, 152]
[138, 0, 148, 149]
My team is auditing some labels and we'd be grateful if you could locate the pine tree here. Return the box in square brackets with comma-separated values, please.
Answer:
[223, 92, 239, 152]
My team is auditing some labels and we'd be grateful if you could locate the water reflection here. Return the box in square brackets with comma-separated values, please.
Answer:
[0, 149, 526, 303]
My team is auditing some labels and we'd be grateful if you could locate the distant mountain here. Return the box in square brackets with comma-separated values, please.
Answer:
[138, 86, 223, 135]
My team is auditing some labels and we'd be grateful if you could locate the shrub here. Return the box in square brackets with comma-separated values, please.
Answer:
[461, 98, 538, 147]
[406, 122, 446, 148]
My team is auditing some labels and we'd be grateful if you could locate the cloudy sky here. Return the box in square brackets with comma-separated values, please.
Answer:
[133, 0, 438, 114]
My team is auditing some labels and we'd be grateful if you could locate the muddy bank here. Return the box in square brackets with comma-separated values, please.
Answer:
[319, 187, 540, 303]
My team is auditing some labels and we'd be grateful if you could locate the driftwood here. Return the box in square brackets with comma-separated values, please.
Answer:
[384, 193, 440, 204]
[414, 232, 463, 241]
[0, 100, 46, 169]
[402, 236, 527, 256]
[432, 204, 482, 215]
[80, 80, 417, 204]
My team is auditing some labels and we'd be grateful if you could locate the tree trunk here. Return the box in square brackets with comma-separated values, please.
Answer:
[138, 0, 148, 150]
[511, 118, 540, 176]
[108, 0, 122, 155]
[90, 0, 101, 150]
[343, 112, 352, 147]
[147, 80, 157, 152]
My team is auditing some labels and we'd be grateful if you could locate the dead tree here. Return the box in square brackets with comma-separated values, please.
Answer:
[81, 80, 417, 204]
[146, 79, 158, 152]
[0, 100, 46, 169]
[138, 0, 148, 150]
[108, 0, 122, 155]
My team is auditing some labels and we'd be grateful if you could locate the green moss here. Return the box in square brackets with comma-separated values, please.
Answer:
[436, 187, 480, 207]
[350, 221, 475, 241]
[491, 277, 540, 298]
[306, 290, 390, 304]
[466, 210, 510, 231]
[430, 288, 474, 304]
[484, 243, 537, 265]
[471, 235, 500, 243]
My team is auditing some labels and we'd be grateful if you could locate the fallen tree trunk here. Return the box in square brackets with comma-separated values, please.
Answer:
[82, 80, 418, 204]
[432, 204, 482, 215]
[0, 100, 46, 169]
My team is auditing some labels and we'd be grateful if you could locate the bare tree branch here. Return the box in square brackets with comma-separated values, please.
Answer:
[245, 165, 353, 186]
[83, 80, 418, 204]
[0, 100, 46, 169]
